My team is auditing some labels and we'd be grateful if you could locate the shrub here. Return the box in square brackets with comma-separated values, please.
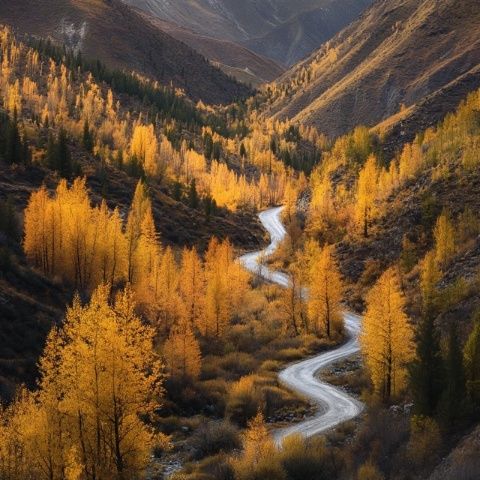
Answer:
[360, 259, 383, 287]
[406, 416, 442, 470]
[197, 379, 228, 416]
[225, 324, 261, 354]
[279, 435, 337, 480]
[263, 386, 299, 417]
[201, 356, 225, 380]
[260, 360, 282, 372]
[357, 461, 384, 480]
[219, 352, 257, 379]
[275, 348, 305, 362]
[189, 421, 241, 460]
[226, 375, 263, 427]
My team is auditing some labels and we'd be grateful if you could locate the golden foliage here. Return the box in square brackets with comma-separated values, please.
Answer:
[307, 244, 344, 338]
[231, 412, 285, 480]
[361, 268, 414, 400]
[0, 285, 164, 480]
[164, 325, 202, 381]
[202, 238, 250, 337]
[355, 155, 379, 237]
[433, 211, 455, 269]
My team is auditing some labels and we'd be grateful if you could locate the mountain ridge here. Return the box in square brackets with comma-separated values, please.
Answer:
[138, 13, 285, 86]
[125, 0, 373, 66]
[264, 0, 480, 144]
[0, 0, 251, 104]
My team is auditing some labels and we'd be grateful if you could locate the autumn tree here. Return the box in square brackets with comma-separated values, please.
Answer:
[280, 266, 306, 336]
[231, 412, 285, 480]
[125, 181, 152, 284]
[130, 124, 158, 177]
[154, 247, 186, 334]
[94, 202, 126, 287]
[163, 325, 202, 382]
[307, 245, 344, 338]
[45, 285, 164, 478]
[202, 238, 250, 337]
[361, 268, 414, 400]
[179, 247, 205, 329]
[0, 286, 165, 480]
[420, 250, 441, 314]
[136, 205, 161, 282]
[433, 211, 455, 269]
[355, 155, 379, 237]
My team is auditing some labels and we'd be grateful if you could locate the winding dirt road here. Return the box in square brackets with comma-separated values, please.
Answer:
[239, 207, 364, 444]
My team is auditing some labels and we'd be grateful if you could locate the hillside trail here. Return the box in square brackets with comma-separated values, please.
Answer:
[239, 207, 364, 445]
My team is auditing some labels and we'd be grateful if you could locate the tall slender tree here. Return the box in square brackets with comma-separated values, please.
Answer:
[361, 268, 414, 401]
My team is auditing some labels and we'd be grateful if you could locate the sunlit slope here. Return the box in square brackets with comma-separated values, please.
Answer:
[266, 0, 480, 138]
[0, 0, 250, 104]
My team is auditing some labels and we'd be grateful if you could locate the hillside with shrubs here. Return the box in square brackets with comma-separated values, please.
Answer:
[0, 6, 479, 480]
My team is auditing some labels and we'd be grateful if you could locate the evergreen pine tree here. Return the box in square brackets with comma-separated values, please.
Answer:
[439, 323, 467, 428]
[82, 119, 94, 153]
[45, 133, 58, 171]
[5, 116, 22, 164]
[409, 313, 445, 416]
[57, 129, 72, 178]
[188, 179, 199, 209]
[204, 133, 213, 160]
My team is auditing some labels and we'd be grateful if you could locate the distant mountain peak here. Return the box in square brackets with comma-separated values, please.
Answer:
[124, 0, 373, 66]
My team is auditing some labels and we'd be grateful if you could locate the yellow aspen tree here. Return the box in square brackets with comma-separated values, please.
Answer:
[155, 247, 185, 334]
[104, 207, 127, 286]
[125, 181, 152, 284]
[281, 266, 306, 336]
[136, 206, 161, 285]
[231, 412, 284, 480]
[361, 268, 414, 400]
[203, 238, 227, 336]
[33, 327, 70, 479]
[131, 124, 158, 177]
[163, 325, 202, 381]
[203, 238, 249, 337]
[46, 285, 164, 478]
[420, 250, 441, 312]
[204, 268, 229, 337]
[308, 245, 344, 338]
[0, 390, 41, 479]
[179, 247, 205, 329]
[283, 181, 298, 223]
[355, 155, 379, 237]
[433, 211, 455, 269]
[62, 177, 97, 290]
[24, 184, 51, 274]
[308, 169, 334, 234]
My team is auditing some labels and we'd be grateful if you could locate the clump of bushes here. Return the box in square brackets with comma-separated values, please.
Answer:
[188, 421, 241, 460]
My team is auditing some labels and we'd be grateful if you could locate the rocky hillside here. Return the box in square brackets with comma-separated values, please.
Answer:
[0, 0, 251, 104]
[139, 15, 285, 87]
[126, 0, 372, 66]
[244, 0, 372, 66]
[266, 0, 480, 141]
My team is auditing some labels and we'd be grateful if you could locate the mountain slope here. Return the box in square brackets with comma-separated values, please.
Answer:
[139, 15, 285, 86]
[244, 0, 372, 66]
[265, 0, 480, 139]
[0, 0, 251, 104]
[125, 0, 372, 66]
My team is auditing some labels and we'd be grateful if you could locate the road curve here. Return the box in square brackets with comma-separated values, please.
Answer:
[239, 207, 364, 445]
